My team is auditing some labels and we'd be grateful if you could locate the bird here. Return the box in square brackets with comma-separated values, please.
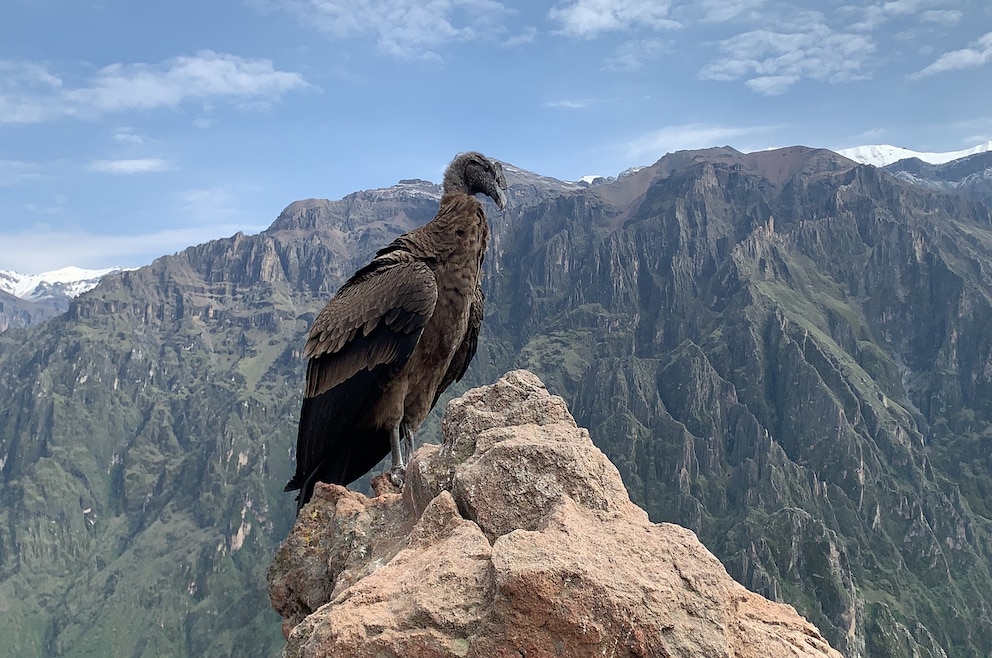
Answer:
[285, 151, 507, 512]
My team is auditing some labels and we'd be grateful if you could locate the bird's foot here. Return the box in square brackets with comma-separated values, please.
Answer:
[389, 465, 407, 488]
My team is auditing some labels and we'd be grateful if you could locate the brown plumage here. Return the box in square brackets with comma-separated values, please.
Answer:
[286, 152, 507, 511]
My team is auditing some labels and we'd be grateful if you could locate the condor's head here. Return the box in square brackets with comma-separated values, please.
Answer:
[442, 151, 508, 210]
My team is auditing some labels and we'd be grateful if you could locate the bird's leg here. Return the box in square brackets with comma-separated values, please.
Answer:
[402, 423, 414, 464]
[389, 424, 406, 487]
[389, 424, 416, 487]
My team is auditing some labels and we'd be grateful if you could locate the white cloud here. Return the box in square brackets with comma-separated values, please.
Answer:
[548, 0, 680, 37]
[911, 30, 992, 78]
[66, 51, 310, 112]
[700, 19, 876, 94]
[88, 158, 175, 174]
[264, 0, 510, 59]
[627, 122, 773, 160]
[0, 52, 310, 124]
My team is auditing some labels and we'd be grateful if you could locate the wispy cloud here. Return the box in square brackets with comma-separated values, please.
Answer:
[549, 0, 679, 37]
[0, 51, 310, 124]
[911, 30, 992, 78]
[918, 9, 962, 27]
[88, 158, 175, 174]
[0, 60, 64, 123]
[502, 26, 537, 48]
[604, 38, 670, 70]
[845, 0, 924, 31]
[696, 0, 767, 24]
[178, 187, 240, 222]
[544, 98, 599, 109]
[0, 160, 42, 186]
[700, 17, 875, 95]
[260, 0, 510, 59]
[627, 122, 773, 159]
[0, 223, 267, 273]
[112, 128, 145, 145]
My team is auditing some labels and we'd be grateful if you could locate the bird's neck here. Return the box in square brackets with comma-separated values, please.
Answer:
[405, 193, 488, 258]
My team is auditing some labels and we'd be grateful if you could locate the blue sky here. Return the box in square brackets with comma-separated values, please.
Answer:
[2, 0, 991, 273]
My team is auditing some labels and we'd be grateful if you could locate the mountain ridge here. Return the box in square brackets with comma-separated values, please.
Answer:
[1, 146, 992, 656]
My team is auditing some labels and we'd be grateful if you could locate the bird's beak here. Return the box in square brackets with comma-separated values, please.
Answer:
[493, 161, 508, 210]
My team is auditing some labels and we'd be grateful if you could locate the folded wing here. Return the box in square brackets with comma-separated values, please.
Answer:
[286, 259, 437, 502]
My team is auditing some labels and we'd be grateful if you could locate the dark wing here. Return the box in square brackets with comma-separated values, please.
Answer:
[431, 283, 484, 408]
[287, 259, 437, 503]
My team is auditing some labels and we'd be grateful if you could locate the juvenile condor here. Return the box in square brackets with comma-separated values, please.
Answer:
[286, 151, 507, 512]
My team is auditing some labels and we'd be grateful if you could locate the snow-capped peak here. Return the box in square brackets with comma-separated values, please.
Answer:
[836, 141, 992, 167]
[0, 266, 127, 301]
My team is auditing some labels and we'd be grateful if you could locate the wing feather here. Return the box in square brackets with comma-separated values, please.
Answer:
[302, 261, 437, 396]
[287, 260, 438, 500]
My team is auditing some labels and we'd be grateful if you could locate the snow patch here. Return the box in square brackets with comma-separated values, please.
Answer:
[836, 141, 992, 167]
[0, 265, 130, 301]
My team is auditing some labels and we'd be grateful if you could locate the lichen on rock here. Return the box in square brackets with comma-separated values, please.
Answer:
[267, 370, 843, 657]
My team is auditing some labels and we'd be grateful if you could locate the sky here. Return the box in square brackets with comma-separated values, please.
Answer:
[1, 0, 991, 273]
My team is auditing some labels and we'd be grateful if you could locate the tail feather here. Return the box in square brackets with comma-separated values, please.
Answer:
[289, 425, 393, 513]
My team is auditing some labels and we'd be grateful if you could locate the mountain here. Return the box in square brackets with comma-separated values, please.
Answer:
[883, 151, 992, 209]
[836, 140, 992, 167]
[0, 266, 128, 331]
[2, 147, 992, 657]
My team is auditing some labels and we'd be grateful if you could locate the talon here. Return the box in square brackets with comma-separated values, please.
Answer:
[390, 466, 406, 487]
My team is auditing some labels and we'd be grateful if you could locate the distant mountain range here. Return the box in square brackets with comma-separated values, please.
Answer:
[837, 140, 992, 167]
[3, 142, 990, 330]
[0, 266, 127, 331]
[882, 151, 992, 209]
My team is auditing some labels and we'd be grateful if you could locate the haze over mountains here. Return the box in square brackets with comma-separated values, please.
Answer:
[2, 143, 992, 657]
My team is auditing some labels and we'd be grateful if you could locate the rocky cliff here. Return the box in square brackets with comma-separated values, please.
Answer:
[268, 370, 842, 658]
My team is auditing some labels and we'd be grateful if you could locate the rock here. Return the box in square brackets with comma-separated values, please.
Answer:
[267, 370, 842, 658]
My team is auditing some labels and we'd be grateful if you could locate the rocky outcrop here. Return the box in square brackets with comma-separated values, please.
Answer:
[268, 370, 842, 658]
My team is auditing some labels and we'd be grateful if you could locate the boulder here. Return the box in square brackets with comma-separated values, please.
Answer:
[268, 370, 842, 658]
